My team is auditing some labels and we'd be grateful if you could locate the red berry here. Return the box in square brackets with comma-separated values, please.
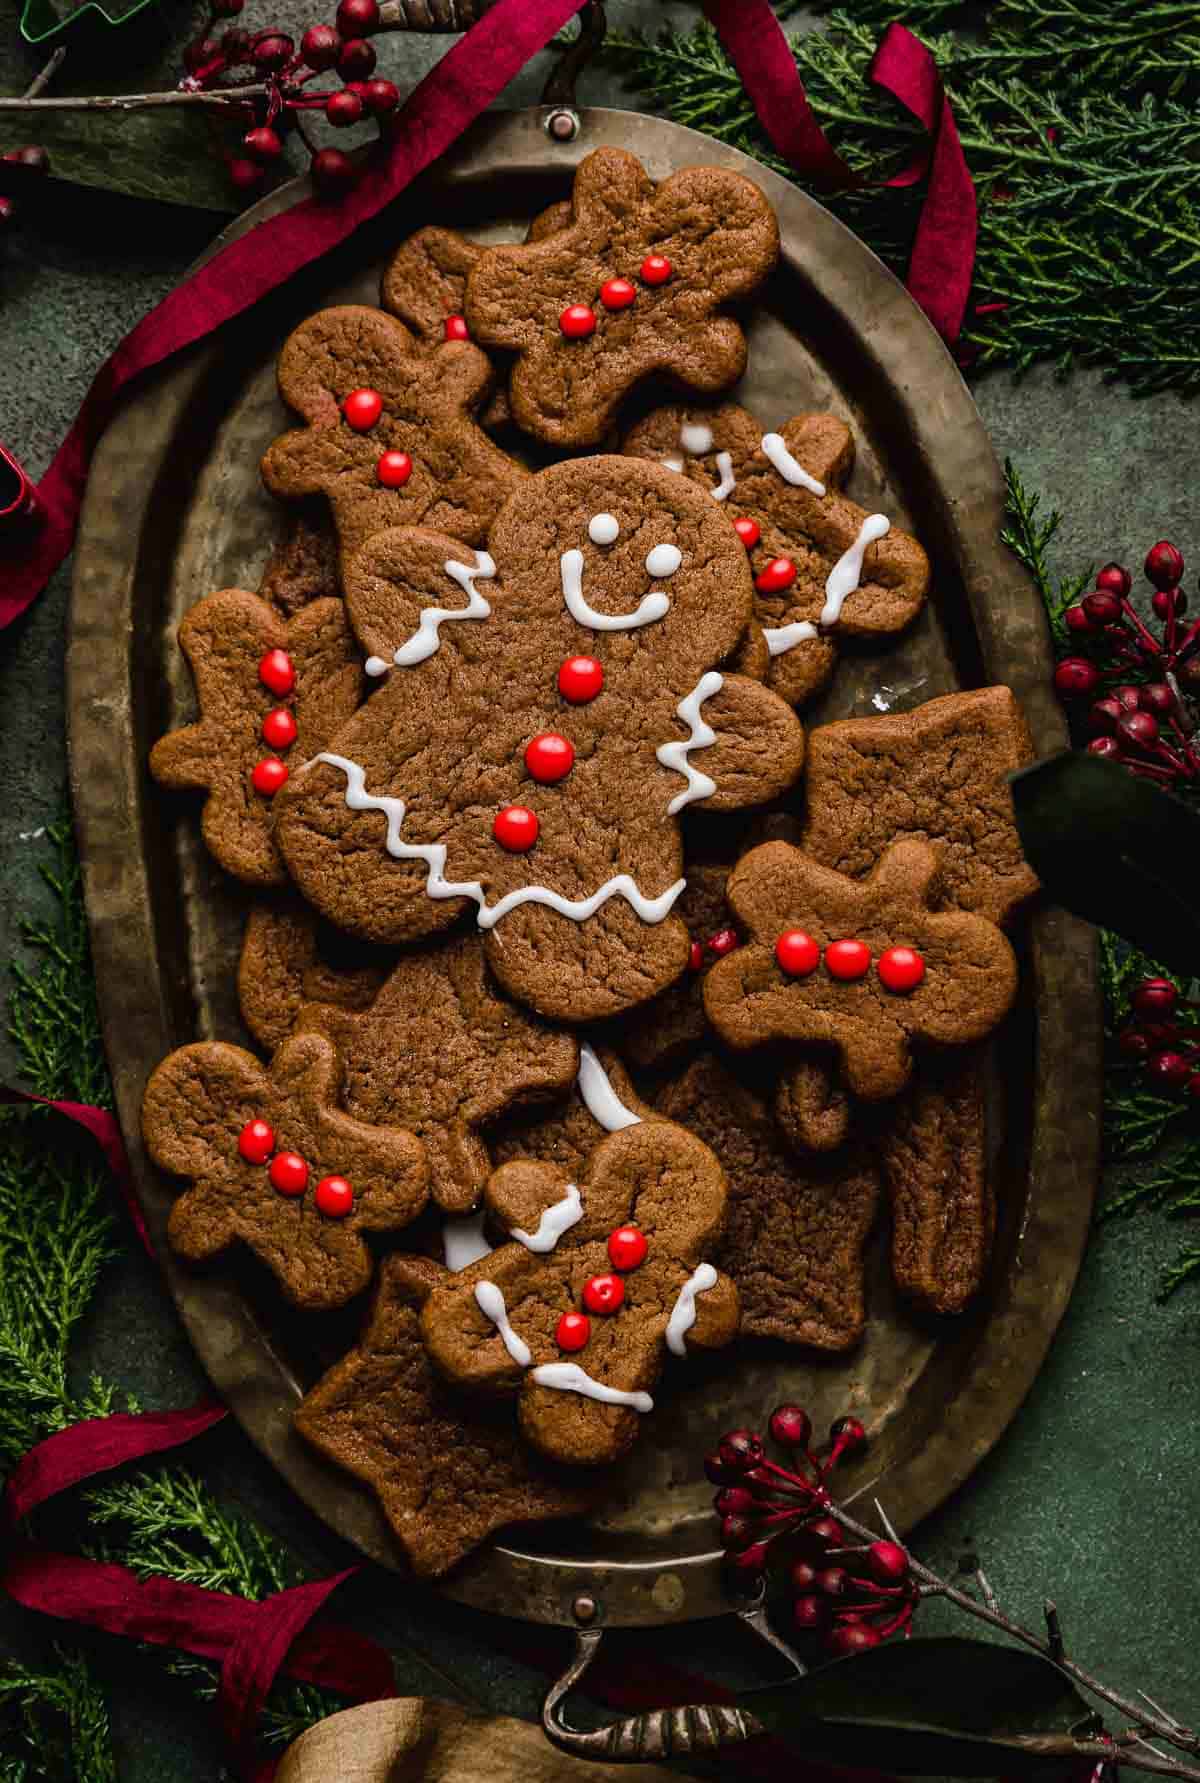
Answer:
[301, 23, 341, 68]
[815, 1566, 849, 1597]
[1149, 1050, 1191, 1091]
[338, 37, 376, 79]
[222, 26, 252, 61]
[733, 516, 761, 550]
[1087, 736, 1122, 760]
[1114, 684, 1144, 710]
[0, 197, 16, 228]
[361, 76, 400, 116]
[826, 939, 872, 982]
[342, 386, 383, 430]
[1096, 561, 1132, 597]
[251, 757, 288, 796]
[1145, 540, 1184, 590]
[707, 928, 739, 958]
[261, 707, 297, 750]
[1089, 697, 1122, 735]
[559, 303, 597, 339]
[1054, 658, 1101, 697]
[443, 313, 470, 342]
[716, 1487, 758, 1517]
[1188, 1075, 1200, 1099]
[755, 556, 797, 594]
[227, 157, 266, 193]
[243, 126, 283, 163]
[269, 1150, 309, 1196]
[791, 1559, 818, 1593]
[607, 1226, 648, 1271]
[801, 1515, 844, 1551]
[877, 945, 925, 993]
[311, 149, 357, 194]
[718, 1428, 765, 1473]
[775, 929, 820, 978]
[1141, 681, 1176, 716]
[376, 449, 413, 488]
[1153, 586, 1187, 619]
[793, 1594, 831, 1632]
[315, 1173, 354, 1217]
[830, 1414, 867, 1454]
[327, 88, 364, 128]
[183, 34, 220, 73]
[721, 1514, 758, 1552]
[769, 1404, 812, 1449]
[238, 1118, 275, 1164]
[524, 731, 574, 783]
[704, 1452, 736, 1485]
[866, 1539, 909, 1584]
[258, 648, 295, 695]
[826, 1623, 882, 1658]
[7, 144, 49, 173]
[726, 1541, 769, 1576]
[1082, 589, 1123, 627]
[1118, 711, 1159, 750]
[1118, 1027, 1151, 1058]
[600, 276, 637, 310]
[555, 1310, 590, 1352]
[1064, 605, 1094, 635]
[640, 253, 672, 285]
[688, 940, 705, 972]
[557, 656, 604, 704]
[582, 1271, 625, 1315]
[1133, 977, 1178, 1020]
[337, 0, 379, 35]
[253, 32, 294, 70]
[492, 805, 539, 852]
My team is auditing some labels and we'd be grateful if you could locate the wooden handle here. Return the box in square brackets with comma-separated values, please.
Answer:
[377, 0, 499, 29]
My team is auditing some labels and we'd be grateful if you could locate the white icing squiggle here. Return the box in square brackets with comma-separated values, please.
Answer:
[531, 1361, 653, 1412]
[577, 1043, 642, 1132]
[645, 543, 682, 579]
[821, 513, 891, 626]
[665, 1262, 718, 1356]
[561, 548, 670, 632]
[711, 451, 736, 502]
[443, 1212, 492, 1271]
[389, 551, 496, 668]
[680, 421, 714, 456]
[475, 1280, 532, 1368]
[512, 1183, 583, 1254]
[762, 431, 826, 496]
[474, 874, 686, 932]
[655, 671, 723, 815]
[764, 619, 818, 658]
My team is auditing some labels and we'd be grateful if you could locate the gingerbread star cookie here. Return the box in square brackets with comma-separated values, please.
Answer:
[623, 404, 930, 708]
[704, 838, 1019, 1101]
[420, 1119, 739, 1467]
[141, 1033, 429, 1310]
[464, 148, 779, 448]
[273, 456, 806, 1023]
[149, 591, 363, 887]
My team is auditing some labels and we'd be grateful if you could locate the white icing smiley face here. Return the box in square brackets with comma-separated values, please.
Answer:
[561, 521, 684, 634]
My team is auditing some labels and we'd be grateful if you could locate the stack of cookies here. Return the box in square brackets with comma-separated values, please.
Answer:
[141, 148, 1038, 1578]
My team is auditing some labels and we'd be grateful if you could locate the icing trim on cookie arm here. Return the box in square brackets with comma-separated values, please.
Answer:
[511, 1183, 583, 1253]
[665, 1262, 718, 1355]
[711, 452, 736, 501]
[577, 1044, 642, 1132]
[762, 431, 826, 496]
[821, 514, 891, 626]
[390, 551, 497, 668]
[561, 549, 670, 632]
[530, 1361, 653, 1412]
[656, 672, 723, 816]
[474, 1280, 532, 1367]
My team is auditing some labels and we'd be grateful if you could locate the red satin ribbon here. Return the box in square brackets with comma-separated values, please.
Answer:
[703, 0, 977, 347]
[4, 1402, 226, 1524]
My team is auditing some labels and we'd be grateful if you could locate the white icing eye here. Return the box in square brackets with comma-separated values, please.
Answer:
[680, 422, 714, 456]
[588, 512, 620, 546]
[645, 543, 682, 579]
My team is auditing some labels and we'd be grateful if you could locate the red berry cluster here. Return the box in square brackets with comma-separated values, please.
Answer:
[708, 1406, 919, 1656]
[1117, 975, 1200, 1098]
[237, 1118, 354, 1215]
[252, 647, 297, 797]
[1053, 544, 1200, 789]
[180, 0, 400, 199]
[0, 144, 50, 234]
[554, 1224, 648, 1354]
[688, 927, 740, 973]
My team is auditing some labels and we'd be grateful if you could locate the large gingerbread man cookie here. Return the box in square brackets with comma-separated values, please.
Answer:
[273, 457, 806, 1023]
[624, 404, 930, 708]
[420, 1120, 739, 1467]
[260, 305, 526, 574]
[464, 149, 779, 448]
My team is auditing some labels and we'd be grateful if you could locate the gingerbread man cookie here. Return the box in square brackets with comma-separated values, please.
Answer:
[623, 404, 930, 708]
[704, 838, 1018, 1101]
[149, 591, 363, 887]
[141, 1033, 429, 1310]
[260, 305, 526, 575]
[237, 898, 395, 1054]
[420, 1119, 739, 1467]
[273, 456, 806, 1023]
[464, 149, 779, 448]
[489, 1042, 659, 1178]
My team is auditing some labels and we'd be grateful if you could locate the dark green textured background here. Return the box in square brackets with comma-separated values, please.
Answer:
[1, 3, 1197, 1774]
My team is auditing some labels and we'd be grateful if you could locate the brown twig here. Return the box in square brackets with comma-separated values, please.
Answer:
[23, 47, 66, 101]
[0, 84, 268, 114]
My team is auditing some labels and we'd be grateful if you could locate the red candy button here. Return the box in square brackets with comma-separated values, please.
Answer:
[258, 648, 295, 696]
[252, 757, 289, 797]
[582, 1272, 625, 1315]
[342, 386, 383, 431]
[238, 1119, 275, 1164]
[733, 516, 761, 550]
[559, 303, 597, 339]
[707, 927, 739, 958]
[556, 1310, 591, 1352]
[600, 277, 636, 311]
[640, 254, 672, 285]
[315, 1174, 354, 1218]
[878, 946, 925, 993]
[525, 732, 574, 783]
[755, 556, 798, 594]
[376, 449, 413, 488]
[826, 939, 872, 981]
[688, 940, 705, 973]
[443, 314, 470, 341]
[493, 805, 539, 852]
[607, 1226, 648, 1272]
[557, 656, 604, 704]
[262, 707, 297, 750]
[269, 1150, 309, 1196]
[775, 930, 820, 978]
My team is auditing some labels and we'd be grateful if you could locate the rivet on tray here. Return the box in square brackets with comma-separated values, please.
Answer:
[572, 1593, 598, 1624]
[544, 108, 581, 143]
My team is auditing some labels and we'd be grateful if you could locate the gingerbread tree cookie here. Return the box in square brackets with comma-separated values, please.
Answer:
[237, 898, 395, 1054]
[420, 1120, 739, 1467]
[149, 591, 363, 887]
[464, 148, 779, 448]
[295, 1253, 598, 1578]
[705, 838, 1018, 1101]
[273, 456, 806, 1023]
[260, 305, 526, 574]
[141, 1033, 429, 1310]
[624, 404, 930, 708]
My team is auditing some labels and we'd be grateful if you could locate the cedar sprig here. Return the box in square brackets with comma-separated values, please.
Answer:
[0, 1651, 115, 1783]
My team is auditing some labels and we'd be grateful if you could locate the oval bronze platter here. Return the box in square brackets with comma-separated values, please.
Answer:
[68, 108, 1100, 1633]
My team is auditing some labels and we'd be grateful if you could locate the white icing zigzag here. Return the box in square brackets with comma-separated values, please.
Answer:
[655, 672, 723, 815]
[561, 548, 670, 632]
[762, 431, 826, 496]
[367, 551, 496, 676]
[531, 1361, 653, 1412]
[475, 1280, 532, 1367]
[665, 1262, 718, 1356]
[577, 1044, 642, 1132]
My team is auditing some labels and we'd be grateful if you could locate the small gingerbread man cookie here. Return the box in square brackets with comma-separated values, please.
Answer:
[260, 305, 527, 575]
[704, 837, 1018, 1101]
[237, 897, 395, 1054]
[464, 149, 779, 448]
[141, 1032, 429, 1310]
[420, 1119, 739, 1467]
[623, 404, 930, 708]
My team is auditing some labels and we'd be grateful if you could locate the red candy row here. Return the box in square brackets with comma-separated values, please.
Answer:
[237, 1120, 355, 1217]
[253, 649, 298, 799]
[774, 932, 925, 993]
[558, 256, 674, 340]
[490, 662, 607, 854]
[553, 1224, 648, 1353]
